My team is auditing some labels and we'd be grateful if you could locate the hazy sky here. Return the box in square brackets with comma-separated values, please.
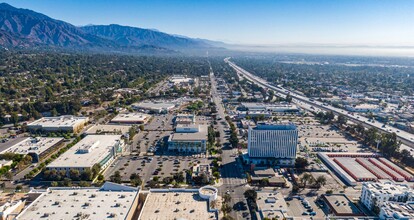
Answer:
[3, 0, 414, 46]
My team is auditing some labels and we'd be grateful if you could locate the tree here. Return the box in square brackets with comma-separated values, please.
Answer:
[244, 189, 257, 201]
[81, 169, 93, 181]
[221, 203, 232, 215]
[223, 194, 232, 203]
[260, 178, 269, 187]
[337, 115, 347, 125]
[69, 169, 81, 181]
[110, 171, 122, 184]
[97, 174, 104, 182]
[91, 164, 101, 178]
[295, 157, 309, 170]
[300, 173, 313, 188]
[315, 175, 327, 188]
[130, 173, 142, 186]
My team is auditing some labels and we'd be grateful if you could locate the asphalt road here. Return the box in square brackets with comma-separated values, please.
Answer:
[210, 66, 251, 220]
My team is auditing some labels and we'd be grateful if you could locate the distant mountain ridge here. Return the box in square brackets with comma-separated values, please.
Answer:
[0, 3, 219, 53]
[80, 24, 212, 50]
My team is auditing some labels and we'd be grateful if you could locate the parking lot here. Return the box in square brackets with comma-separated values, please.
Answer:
[103, 154, 212, 187]
[299, 124, 364, 153]
[286, 196, 324, 219]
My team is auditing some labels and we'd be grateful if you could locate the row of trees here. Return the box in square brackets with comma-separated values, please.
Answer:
[225, 116, 239, 148]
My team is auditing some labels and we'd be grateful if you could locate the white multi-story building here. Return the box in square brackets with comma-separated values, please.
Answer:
[379, 201, 414, 220]
[46, 135, 124, 174]
[247, 124, 298, 166]
[360, 182, 414, 211]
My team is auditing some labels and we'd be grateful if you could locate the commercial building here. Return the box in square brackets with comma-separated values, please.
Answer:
[241, 102, 300, 113]
[46, 135, 124, 174]
[16, 182, 139, 220]
[345, 104, 381, 113]
[174, 114, 195, 126]
[0, 193, 26, 220]
[111, 112, 151, 124]
[132, 102, 175, 114]
[138, 187, 218, 220]
[321, 194, 365, 217]
[27, 115, 89, 133]
[360, 182, 414, 211]
[169, 75, 194, 85]
[1, 137, 64, 162]
[192, 164, 213, 182]
[168, 124, 208, 153]
[85, 124, 131, 135]
[246, 124, 298, 166]
[256, 191, 288, 220]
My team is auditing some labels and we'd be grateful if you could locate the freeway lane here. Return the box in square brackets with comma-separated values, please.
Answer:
[225, 57, 414, 148]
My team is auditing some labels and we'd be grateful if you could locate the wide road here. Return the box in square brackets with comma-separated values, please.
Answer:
[225, 57, 414, 148]
[210, 64, 250, 220]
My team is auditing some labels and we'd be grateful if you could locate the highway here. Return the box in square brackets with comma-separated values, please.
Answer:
[225, 57, 414, 148]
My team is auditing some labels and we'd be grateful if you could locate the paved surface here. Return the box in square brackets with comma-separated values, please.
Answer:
[210, 65, 250, 220]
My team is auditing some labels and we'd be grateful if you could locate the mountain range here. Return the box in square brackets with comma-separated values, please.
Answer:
[0, 3, 220, 54]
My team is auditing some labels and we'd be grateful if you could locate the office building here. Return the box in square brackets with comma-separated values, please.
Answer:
[46, 135, 124, 174]
[168, 124, 208, 153]
[27, 116, 89, 133]
[1, 137, 64, 162]
[246, 124, 298, 166]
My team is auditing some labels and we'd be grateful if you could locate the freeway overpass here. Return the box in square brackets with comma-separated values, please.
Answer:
[225, 57, 414, 148]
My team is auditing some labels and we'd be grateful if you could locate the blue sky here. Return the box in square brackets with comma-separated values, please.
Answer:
[3, 0, 414, 46]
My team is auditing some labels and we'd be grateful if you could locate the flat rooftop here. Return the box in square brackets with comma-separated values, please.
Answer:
[111, 113, 151, 123]
[139, 191, 216, 220]
[334, 157, 377, 180]
[170, 125, 207, 141]
[17, 182, 138, 220]
[322, 194, 364, 216]
[133, 102, 175, 110]
[256, 191, 287, 219]
[47, 135, 122, 169]
[85, 124, 131, 135]
[253, 123, 297, 131]
[1, 137, 63, 155]
[28, 116, 88, 127]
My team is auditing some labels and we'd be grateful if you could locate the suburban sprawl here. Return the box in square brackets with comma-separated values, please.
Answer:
[0, 52, 414, 220]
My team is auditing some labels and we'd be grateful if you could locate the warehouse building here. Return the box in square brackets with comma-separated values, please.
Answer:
[16, 182, 139, 220]
[46, 135, 124, 174]
[245, 123, 298, 166]
[132, 102, 175, 114]
[138, 187, 218, 220]
[27, 116, 89, 133]
[1, 137, 64, 162]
